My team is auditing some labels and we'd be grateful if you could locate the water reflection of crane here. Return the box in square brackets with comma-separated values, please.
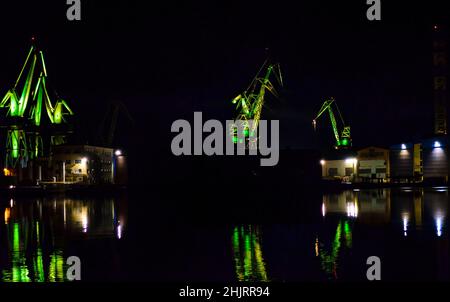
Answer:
[317, 188, 449, 279]
[232, 225, 268, 282]
[1, 219, 65, 282]
[0, 197, 126, 282]
[316, 189, 390, 279]
[315, 219, 353, 279]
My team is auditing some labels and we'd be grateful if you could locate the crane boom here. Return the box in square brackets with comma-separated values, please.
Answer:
[313, 98, 351, 149]
[230, 60, 282, 145]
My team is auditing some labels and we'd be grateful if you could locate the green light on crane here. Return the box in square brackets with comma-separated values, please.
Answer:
[230, 60, 282, 147]
[0, 41, 75, 169]
[11, 130, 20, 159]
[313, 97, 351, 149]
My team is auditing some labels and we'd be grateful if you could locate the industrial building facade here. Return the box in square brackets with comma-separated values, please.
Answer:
[320, 147, 389, 183]
[320, 150, 358, 182]
[389, 138, 448, 183]
[51, 145, 115, 184]
[389, 143, 415, 181]
[320, 138, 449, 184]
[357, 147, 389, 182]
[421, 137, 448, 182]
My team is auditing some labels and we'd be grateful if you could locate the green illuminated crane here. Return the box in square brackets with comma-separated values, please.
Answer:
[0, 40, 74, 169]
[231, 60, 282, 144]
[313, 98, 351, 149]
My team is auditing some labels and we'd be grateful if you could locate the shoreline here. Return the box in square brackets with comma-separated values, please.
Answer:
[1, 183, 127, 197]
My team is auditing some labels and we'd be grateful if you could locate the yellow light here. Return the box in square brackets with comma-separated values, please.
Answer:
[315, 238, 319, 257]
[4, 208, 10, 224]
[320, 159, 325, 165]
[3, 168, 12, 176]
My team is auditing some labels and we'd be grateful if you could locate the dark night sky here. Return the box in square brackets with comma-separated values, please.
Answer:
[0, 1, 449, 155]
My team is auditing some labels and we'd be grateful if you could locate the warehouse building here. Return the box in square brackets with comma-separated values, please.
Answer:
[320, 151, 358, 183]
[389, 143, 418, 182]
[50, 145, 127, 184]
[389, 137, 449, 183]
[421, 137, 448, 183]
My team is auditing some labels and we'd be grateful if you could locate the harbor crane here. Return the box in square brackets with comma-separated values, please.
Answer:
[313, 98, 351, 149]
[230, 59, 282, 146]
[97, 100, 134, 147]
[0, 39, 74, 169]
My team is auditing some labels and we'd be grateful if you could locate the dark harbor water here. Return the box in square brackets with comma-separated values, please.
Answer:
[0, 188, 449, 282]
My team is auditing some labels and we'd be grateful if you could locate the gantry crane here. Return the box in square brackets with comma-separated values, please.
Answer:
[0, 39, 74, 169]
[97, 100, 134, 147]
[313, 98, 351, 149]
[230, 59, 282, 146]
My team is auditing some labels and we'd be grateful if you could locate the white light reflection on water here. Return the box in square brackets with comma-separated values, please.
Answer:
[402, 213, 409, 237]
[0, 197, 127, 282]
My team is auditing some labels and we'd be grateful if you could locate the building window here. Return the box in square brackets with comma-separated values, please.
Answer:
[78, 169, 82, 173]
[328, 168, 338, 177]
[65, 160, 71, 164]
[75, 159, 81, 164]
[345, 168, 353, 176]
[359, 168, 371, 174]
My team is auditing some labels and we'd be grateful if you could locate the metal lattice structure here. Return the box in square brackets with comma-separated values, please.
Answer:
[97, 100, 135, 147]
[230, 60, 282, 146]
[0, 40, 74, 170]
[313, 98, 351, 149]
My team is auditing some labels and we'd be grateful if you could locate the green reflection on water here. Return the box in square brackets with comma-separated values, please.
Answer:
[1, 221, 65, 282]
[317, 219, 353, 279]
[1, 197, 125, 282]
[232, 225, 268, 282]
[2, 223, 31, 282]
[344, 221, 352, 248]
[48, 250, 65, 282]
